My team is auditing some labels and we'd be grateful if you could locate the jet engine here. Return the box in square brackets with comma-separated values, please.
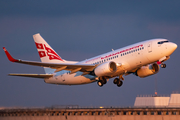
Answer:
[136, 63, 160, 78]
[94, 61, 117, 77]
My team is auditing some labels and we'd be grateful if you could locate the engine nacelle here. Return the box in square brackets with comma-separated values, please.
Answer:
[94, 61, 117, 77]
[136, 63, 160, 78]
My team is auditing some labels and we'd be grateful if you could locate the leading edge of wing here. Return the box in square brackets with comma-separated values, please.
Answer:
[9, 74, 53, 78]
[3, 47, 96, 71]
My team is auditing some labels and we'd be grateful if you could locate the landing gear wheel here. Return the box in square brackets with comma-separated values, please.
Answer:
[161, 63, 166, 68]
[97, 80, 103, 87]
[113, 78, 119, 84]
[113, 78, 123, 87]
[117, 80, 123, 87]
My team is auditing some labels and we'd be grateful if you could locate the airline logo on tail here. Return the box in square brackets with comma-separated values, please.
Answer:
[35, 42, 63, 61]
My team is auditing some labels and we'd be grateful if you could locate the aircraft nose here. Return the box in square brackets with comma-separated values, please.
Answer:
[172, 43, 177, 50]
[169, 42, 177, 52]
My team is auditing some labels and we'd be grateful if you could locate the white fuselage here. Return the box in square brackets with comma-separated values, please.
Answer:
[44, 39, 177, 85]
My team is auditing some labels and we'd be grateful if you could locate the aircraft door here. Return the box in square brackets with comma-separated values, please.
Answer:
[147, 42, 152, 53]
[132, 47, 144, 67]
[146, 41, 157, 62]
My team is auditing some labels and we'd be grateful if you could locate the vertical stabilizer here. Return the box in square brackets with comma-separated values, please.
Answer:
[33, 33, 64, 63]
[33, 33, 64, 74]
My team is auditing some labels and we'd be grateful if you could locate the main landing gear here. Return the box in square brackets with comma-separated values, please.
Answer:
[97, 78, 107, 87]
[97, 75, 124, 87]
[161, 63, 166, 68]
[113, 78, 123, 87]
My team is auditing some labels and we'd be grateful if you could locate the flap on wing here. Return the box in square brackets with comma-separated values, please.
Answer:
[8, 74, 53, 78]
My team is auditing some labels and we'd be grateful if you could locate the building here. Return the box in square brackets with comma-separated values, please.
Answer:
[134, 93, 180, 107]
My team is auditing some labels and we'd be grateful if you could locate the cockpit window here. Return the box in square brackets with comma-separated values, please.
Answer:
[157, 41, 169, 44]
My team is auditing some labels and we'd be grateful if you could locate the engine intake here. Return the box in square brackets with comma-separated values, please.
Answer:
[136, 63, 160, 78]
[94, 61, 117, 77]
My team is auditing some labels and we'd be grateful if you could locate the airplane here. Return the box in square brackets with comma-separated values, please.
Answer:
[3, 33, 177, 87]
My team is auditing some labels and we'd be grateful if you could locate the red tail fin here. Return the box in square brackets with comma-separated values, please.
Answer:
[33, 33, 65, 63]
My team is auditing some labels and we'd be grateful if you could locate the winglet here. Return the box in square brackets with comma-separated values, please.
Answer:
[3, 47, 18, 62]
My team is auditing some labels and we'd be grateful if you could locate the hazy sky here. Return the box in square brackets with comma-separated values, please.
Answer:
[0, 0, 180, 107]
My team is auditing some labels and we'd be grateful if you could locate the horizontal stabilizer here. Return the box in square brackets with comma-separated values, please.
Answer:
[8, 74, 53, 78]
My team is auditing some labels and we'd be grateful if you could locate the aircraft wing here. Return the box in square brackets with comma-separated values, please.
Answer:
[8, 74, 53, 78]
[3, 47, 96, 73]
